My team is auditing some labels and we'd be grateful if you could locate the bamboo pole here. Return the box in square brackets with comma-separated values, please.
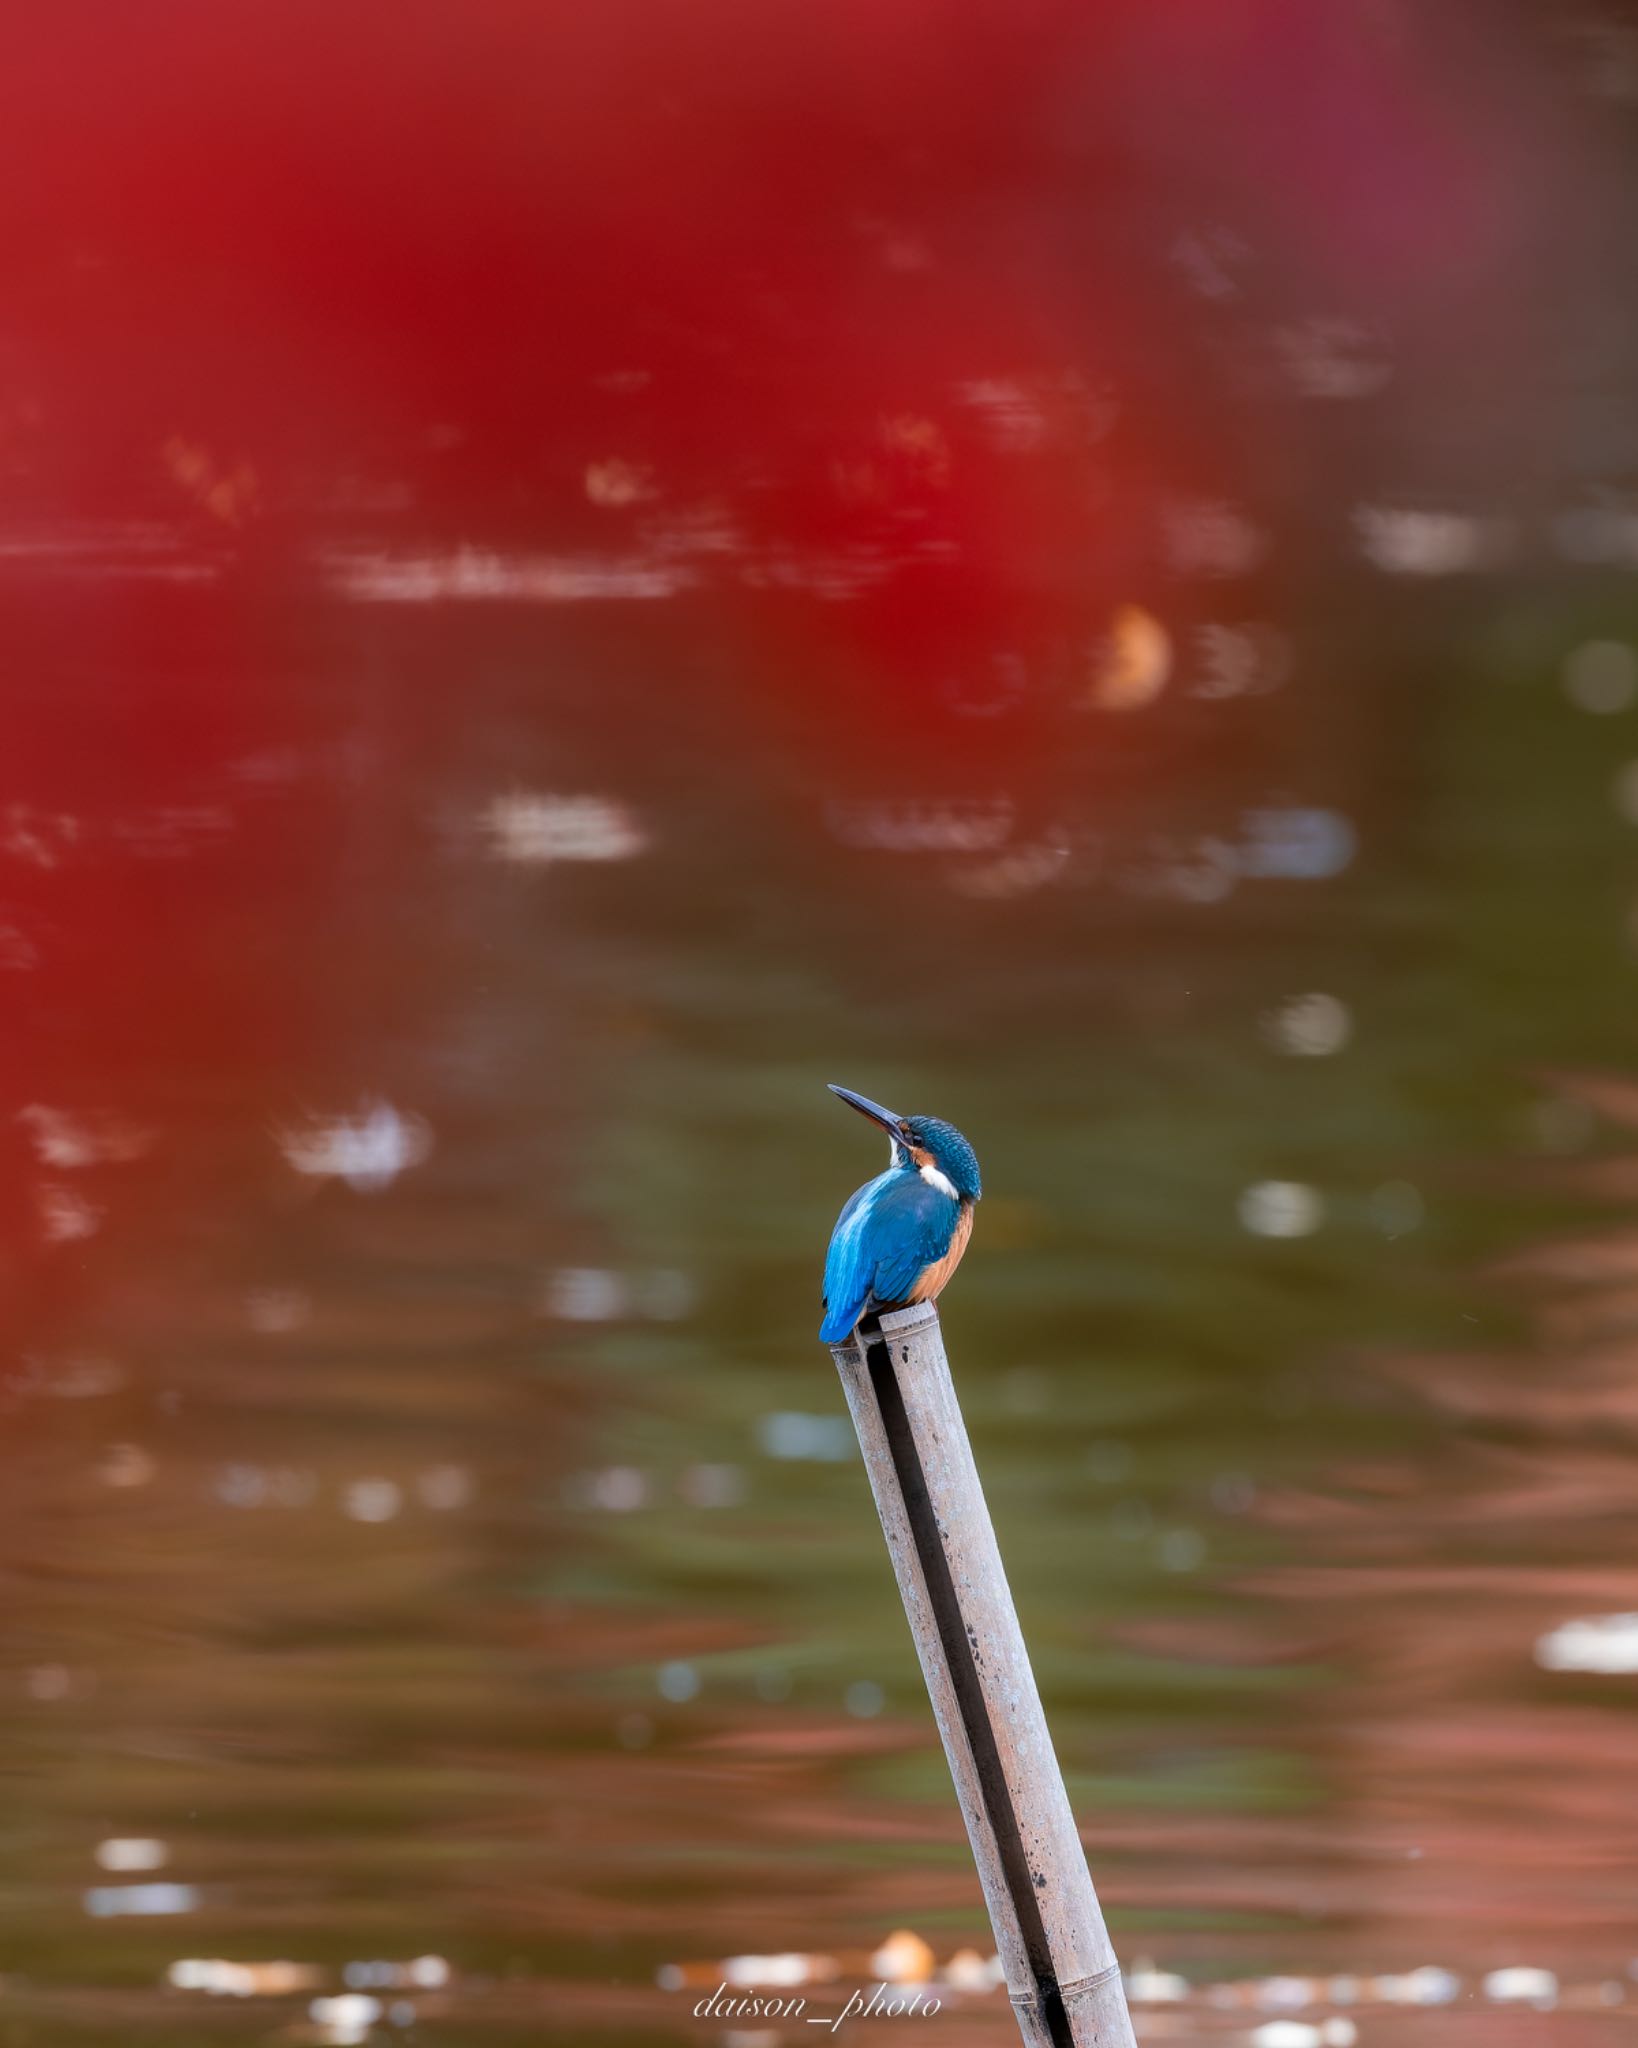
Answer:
[828, 1301, 1136, 2048]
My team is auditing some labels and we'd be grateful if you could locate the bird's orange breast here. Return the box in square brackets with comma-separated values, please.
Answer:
[909, 1200, 974, 1304]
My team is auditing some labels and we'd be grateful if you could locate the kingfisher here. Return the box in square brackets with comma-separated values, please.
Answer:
[819, 1083, 983, 1344]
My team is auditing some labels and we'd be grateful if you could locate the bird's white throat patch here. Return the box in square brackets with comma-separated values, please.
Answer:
[919, 1162, 959, 1199]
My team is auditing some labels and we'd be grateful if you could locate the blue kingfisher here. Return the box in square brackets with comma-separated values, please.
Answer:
[819, 1083, 983, 1344]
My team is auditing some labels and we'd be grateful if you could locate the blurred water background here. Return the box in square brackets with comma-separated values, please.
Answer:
[6, 4, 1638, 2044]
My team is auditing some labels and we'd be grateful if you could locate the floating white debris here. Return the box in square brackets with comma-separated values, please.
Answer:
[573, 1466, 647, 1513]
[1370, 1180, 1425, 1238]
[1563, 640, 1638, 715]
[482, 792, 647, 865]
[245, 1287, 311, 1334]
[311, 1992, 383, 2045]
[1251, 2023, 1322, 2048]
[1257, 1976, 1315, 2008]
[1262, 993, 1352, 1058]
[36, 1183, 101, 1243]
[678, 1463, 743, 1509]
[722, 1953, 823, 1989]
[84, 1883, 197, 1917]
[870, 1930, 936, 1985]
[756, 1411, 855, 1462]
[325, 545, 693, 605]
[584, 458, 657, 507]
[1484, 1966, 1558, 2006]
[1321, 2024, 1358, 2047]
[18, 1105, 152, 1167]
[827, 796, 1015, 855]
[414, 1465, 473, 1511]
[1238, 807, 1356, 881]
[544, 1267, 627, 1320]
[1238, 1181, 1326, 1239]
[277, 1101, 431, 1194]
[942, 1948, 1003, 1992]
[22, 1353, 126, 1400]
[1535, 1612, 1638, 1674]
[657, 1660, 700, 1703]
[1164, 500, 1268, 577]
[98, 1444, 156, 1488]
[1126, 1964, 1189, 2003]
[169, 1958, 321, 1996]
[96, 1838, 166, 1872]
[1356, 505, 1510, 575]
[1157, 1527, 1206, 1573]
[844, 1680, 885, 1719]
[947, 839, 1071, 901]
[1276, 317, 1392, 401]
[343, 1479, 403, 1524]
[1192, 620, 1291, 701]
[1375, 1965, 1460, 2005]
[407, 1956, 449, 1988]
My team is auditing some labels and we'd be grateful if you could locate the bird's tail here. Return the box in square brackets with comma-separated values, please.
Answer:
[819, 1297, 863, 1344]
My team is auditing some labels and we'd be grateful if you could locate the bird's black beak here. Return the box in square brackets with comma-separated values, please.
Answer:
[828, 1083, 907, 1145]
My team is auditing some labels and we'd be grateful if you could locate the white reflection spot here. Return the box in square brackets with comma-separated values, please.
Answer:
[1276, 317, 1392, 401]
[277, 1101, 431, 1194]
[415, 1465, 472, 1511]
[310, 1993, 383, 2045]
[246, 1287, 311, 1334]
[344, 1479, 403, 1524]
[1563, 640, 1638, 714]
[844, 1680, 885, 1719]
[19, 1105, 152, 1167]
[1157, 1528, 1206, 1573]
[1370, 1180, 1425, 1238]
[1483, 1967, 1557, 2007]
[584, 458, 656, 507]
[1535, 1612, 1638, 1673]
[482, 792, 647, 864]
[325, 545, 693, 605]
[757, 1411, 855, 1462]
[98, 1444, 156, 1488]
[1126, 1966, 1188, 2003]
[580, 1466, 647, 1513]
[869, 1931, 935, 1985]
[1239, 1181, 1325, 1238]
[1262, 993, 1351, 1057]
[36, 1183, 102, 1243]
[96, 1838, 167, 1871]
[679, 1463, 743, 1509]
[657, 1660, 700, 1703]
[1356, 506, 1510, 575]
[84, 1883, 197, 1917]
[1164, 500, 1268, 577]
[1237, 808, 1356, 881]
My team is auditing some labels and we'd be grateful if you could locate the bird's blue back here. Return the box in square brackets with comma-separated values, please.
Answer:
[820, 1165, 960, 1343]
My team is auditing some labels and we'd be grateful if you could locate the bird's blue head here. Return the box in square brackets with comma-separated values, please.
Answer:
[828, 1084, 982, 1202]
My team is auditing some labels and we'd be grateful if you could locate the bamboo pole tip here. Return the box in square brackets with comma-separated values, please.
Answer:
[825, 1298, 940, 1363]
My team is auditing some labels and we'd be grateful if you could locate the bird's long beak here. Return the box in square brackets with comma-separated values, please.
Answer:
[828, 1083, 906, 1143]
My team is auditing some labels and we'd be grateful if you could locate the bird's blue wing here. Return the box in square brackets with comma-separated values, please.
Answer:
[820, 1170, 958, 1342]
[820, 1175, 885, 1342]
[864, 1172, 960, 1309]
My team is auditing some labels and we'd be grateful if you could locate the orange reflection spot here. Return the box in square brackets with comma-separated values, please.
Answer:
[1090, 604, 1171, 710]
